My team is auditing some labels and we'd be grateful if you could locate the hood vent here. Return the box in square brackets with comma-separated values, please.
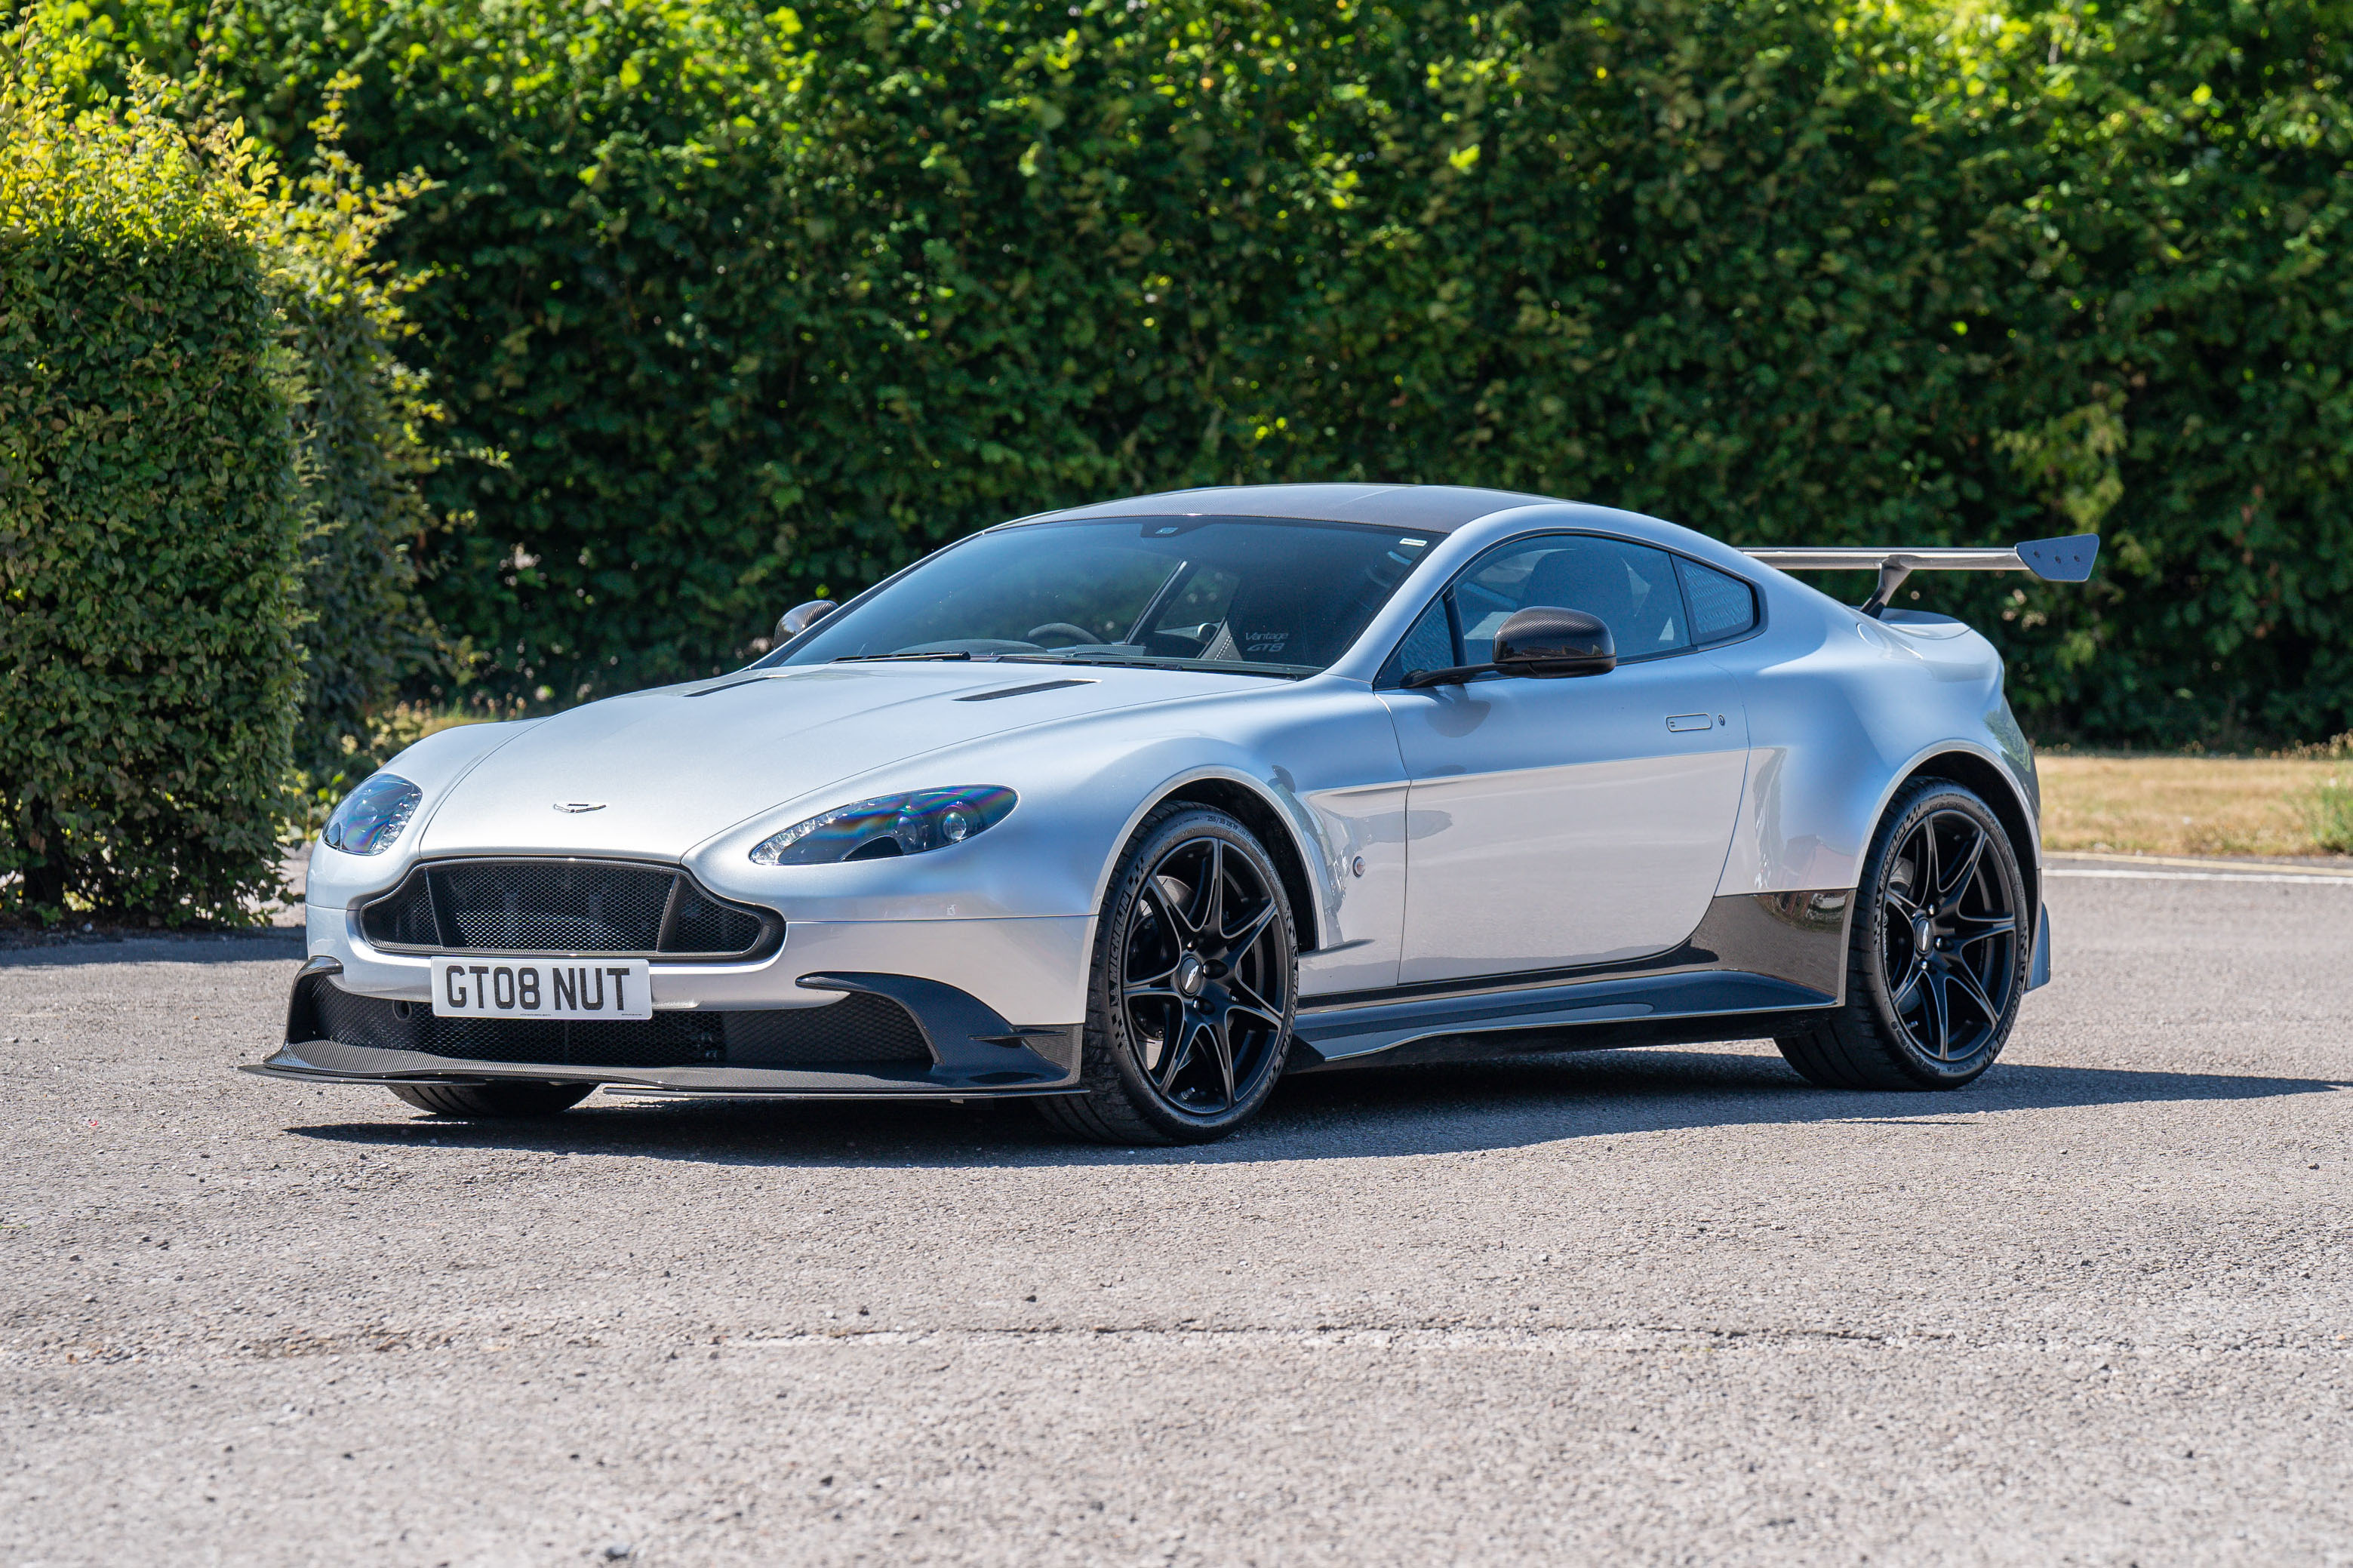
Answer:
[954, 678, 1097, 703]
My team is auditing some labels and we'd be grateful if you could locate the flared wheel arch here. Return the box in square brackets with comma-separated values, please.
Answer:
[1117, 774, 1324, 956]
[1878, 746, 2042, 934]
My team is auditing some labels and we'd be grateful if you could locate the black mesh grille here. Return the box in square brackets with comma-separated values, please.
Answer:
[311, 983, 929, 1070]
[358, 859, 777, 960]
[362, 878, 441, 948]
[435, 859, 670, 952]
[721, 993, 934, 1066]
[665, 882, 766, 956]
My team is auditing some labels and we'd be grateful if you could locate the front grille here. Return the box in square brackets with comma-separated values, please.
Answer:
[359, 859, 777, 961]
[312, 984, 932, 1070]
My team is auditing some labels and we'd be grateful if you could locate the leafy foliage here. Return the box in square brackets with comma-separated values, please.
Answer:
[272, 78, 463, 786]
[0, 29, 447, 922]
[38, 0, 2353, 745]
[0, 32, 300, 921]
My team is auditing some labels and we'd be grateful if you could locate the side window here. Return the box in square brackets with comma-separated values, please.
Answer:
[1674, 556, 1758, 644]
[1377, 533, 1719, 685]
[1454, 535, 1690, 663]
[1378, 597, 1456, 685]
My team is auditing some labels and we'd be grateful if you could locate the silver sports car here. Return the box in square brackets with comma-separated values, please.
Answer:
[251, 484, 2098, 1143]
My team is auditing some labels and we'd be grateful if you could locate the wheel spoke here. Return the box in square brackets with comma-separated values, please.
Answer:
[1910, 820, 1938, 904]
[1952, 912, 2016, 947]
[1227, 1005, 1286, 1039]
[1890, 957, 1927, 1012]
[1227, 975, 1284, 1022]
[1132, 994, 1183, 1071]
[1200, 841, 1227, 939]
[1922, 967, 1952, 1059]
[1156, 1013, 1202, 1090]
[1936, 823, 1989, 913]
[1141, 876, 1198, 945]
[1206, 1015, 1237, 1108]
[1221, 896, 1278, 957]
[1945, 963, 2002, 1028]
[1124, 982, 1183, 1008]
[1125, 945, 1181, 987]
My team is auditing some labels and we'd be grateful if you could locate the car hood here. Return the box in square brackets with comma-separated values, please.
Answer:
[412, 662, 1267, 859]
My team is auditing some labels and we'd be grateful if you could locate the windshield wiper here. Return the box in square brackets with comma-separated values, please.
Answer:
[998, 652, 1193, 671]
[832, 651, 973, 663]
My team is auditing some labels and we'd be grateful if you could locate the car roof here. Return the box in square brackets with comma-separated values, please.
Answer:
[1005, 483, 1561, 534]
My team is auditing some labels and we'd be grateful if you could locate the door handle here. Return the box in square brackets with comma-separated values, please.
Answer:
[1665, 713, 1714, 733]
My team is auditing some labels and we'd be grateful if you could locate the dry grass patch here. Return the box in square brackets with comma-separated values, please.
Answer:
[2037, 754, 2353, 857]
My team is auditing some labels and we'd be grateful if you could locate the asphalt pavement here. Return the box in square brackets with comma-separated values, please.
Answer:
[4, 868, 2350, 1566]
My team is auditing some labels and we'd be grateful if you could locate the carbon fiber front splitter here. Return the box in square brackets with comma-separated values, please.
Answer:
[241, 1035, 1084, 1099]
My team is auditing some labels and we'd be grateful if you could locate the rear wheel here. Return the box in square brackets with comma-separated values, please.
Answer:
[1776, 779, 2029, 1090]
[388, 1081, 593, 1118]
[1037, 805, 1297, 1145]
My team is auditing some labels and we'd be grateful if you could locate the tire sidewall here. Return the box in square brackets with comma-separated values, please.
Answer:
[1857, 782, 2031, 1087]
[1089, 807, 1298, 1141]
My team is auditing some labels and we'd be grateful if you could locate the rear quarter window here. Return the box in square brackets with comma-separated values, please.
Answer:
[1675, 557, 1758, 644]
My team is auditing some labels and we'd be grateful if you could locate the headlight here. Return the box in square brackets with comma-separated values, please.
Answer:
[322, 773, 423, 856]
[749, 786, 1016, 865]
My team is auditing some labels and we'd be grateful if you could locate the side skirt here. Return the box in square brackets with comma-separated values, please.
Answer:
[1288, 889, 1851, 1070]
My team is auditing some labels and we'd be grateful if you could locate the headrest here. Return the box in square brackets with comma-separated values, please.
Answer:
[1524, 540, 1640, 639]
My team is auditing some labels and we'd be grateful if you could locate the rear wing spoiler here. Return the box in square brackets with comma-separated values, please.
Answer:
[1741, 533, 2099, 619]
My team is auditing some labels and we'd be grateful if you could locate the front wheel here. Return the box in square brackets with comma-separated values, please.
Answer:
[1037, 805, 1297, 1145]
[1776, 779, 2029, 1090]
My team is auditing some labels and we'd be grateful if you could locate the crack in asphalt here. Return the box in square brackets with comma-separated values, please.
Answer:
[725, 1322, 1943, 1350]
[20, 1318, 2353, 1368]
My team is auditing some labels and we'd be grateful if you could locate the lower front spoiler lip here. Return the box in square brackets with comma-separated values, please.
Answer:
[246, 1036, 1084, 1101]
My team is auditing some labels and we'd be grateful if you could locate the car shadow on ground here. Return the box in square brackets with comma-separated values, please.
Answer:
[284, 1047, 2351, 1167]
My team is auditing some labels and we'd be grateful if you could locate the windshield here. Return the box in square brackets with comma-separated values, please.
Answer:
[761, 516, 1435, 676]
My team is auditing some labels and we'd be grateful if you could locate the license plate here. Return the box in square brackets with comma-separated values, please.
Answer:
[432, 958, 653, 1020]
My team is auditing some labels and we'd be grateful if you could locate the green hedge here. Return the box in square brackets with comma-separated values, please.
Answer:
[46, 0, 2353, 745]
[0, 40, 301, 922]
[273, 91, 460, 788]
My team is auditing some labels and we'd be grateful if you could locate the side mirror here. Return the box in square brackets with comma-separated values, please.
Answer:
[1401, 605, 1616, 688]
[775, 599, 838, 642]
[1493, 606, 1615, 678]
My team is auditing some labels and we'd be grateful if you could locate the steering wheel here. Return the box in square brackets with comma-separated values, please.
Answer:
[1025, 622, 1100, 647]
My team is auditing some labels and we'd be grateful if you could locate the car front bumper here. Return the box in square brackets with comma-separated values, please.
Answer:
[260, 904, 1098, 1099]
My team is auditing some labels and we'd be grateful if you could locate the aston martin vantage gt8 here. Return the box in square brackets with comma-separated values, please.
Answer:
[251, 484, 2097, 1143]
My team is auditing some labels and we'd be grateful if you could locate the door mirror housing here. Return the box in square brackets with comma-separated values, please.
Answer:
[775, 599, 838, 642]
[1493, 606, 1616, 678]
[1402, 605, 1617, 688]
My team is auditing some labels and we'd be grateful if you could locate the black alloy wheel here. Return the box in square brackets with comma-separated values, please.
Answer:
[1776, 779, 2029, 1090]
[1877, 807, 2021, 1063]
[1039, 805, 1297, 1144]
